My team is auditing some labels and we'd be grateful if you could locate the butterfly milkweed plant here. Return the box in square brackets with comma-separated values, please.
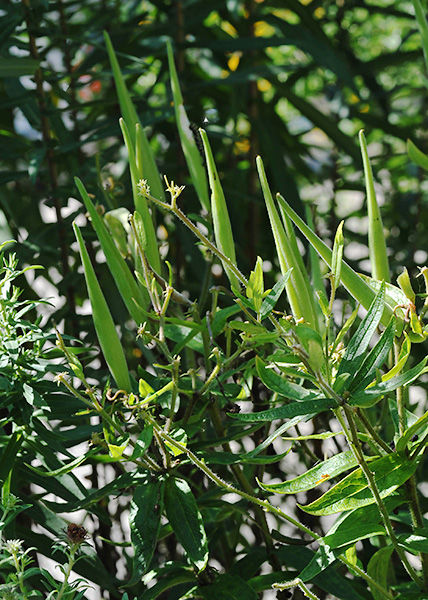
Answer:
[4, 4, 428, 600]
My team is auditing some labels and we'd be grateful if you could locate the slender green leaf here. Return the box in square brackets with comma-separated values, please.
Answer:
[259, 270, 291, 319]
[347, 317, 395, 395]
[397, 529, 428, 555]
[359, 130, 390, 283]
[367, 547, 394, 600]
[73, 222, 131, 392]
[257, 451, 361, 494]
[299, 453, 418, 516]
[228, 398, 336, 422]
[164, 477, 208, 571]
[299, 544, 340, 583]
[166, 39, 209, 212]
[256, 356, 318, 401]
[129, 478, 165, 582]
[0, 57, 40, 77]
[331, 221, 344, 291]
[0, 431, 23, 484]
[349, 357, 428, 408]
[335, 282, 386, 392]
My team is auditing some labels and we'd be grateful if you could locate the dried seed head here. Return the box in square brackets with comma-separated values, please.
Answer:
[66, 523, 88, 545]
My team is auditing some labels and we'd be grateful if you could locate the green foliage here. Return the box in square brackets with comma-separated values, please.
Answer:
[4, 2, 428, 600]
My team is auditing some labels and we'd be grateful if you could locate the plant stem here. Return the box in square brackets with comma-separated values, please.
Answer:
[143, 412, 395, 599]
[56, 545, 77, 600]
[338, 405, 423, 589]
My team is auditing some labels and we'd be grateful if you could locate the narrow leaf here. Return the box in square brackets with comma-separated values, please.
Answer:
[412, 0, 428, 76]
[335, 282, 386, 392]
[257, 156, 319, 329]
[299, 453, 418, 516]
[256, 356, 318, 401]
[259, 270, 291, 319]
[164, 478, 208, 571]
[120, 119, 161, 273]
[228, 398, 336, 422]
[73, 222, 131, 392]
[349, 357, 427, 408]
[408, 138, 428, 171]
[257, 451, 361, 495]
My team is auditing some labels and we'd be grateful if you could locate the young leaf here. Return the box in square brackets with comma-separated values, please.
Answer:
[73, 222, 131, 392]
[346, 317, 395, 396]
[331, 221, 344, 292]
[359, 130, 390, 283]
[334, 282, 386, 393]
[259, 270, 291, 320]
[257, 451, 362, 495]
[349, 357, 427, 408]
[164, 477, 208, 571]
[166, 39, 209, 212]
[129, 478, 165, 582]
[246, 256, 265, 314]
[299, 453, 419, 516]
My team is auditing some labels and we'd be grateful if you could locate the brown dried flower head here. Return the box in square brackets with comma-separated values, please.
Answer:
[66, 523, 88, 544]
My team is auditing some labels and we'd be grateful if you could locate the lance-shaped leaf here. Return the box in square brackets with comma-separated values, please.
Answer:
[228, 398, 336, 422]
[334, 283, 385, 392]
[257, 451, 362, 495]
[120, 119, 161, 273]
[276, 194, 396, 327]
[299, 453, 419, 516]
[359, 130, 390, 283]
[347, 317, 395, 395]
[256, 356, 318, 401]
[164, 477, 208, 571]
[257, 156, 319, 329]
[200, 129, 241, 291]
[259, 270, 291, 320]
[166, 39, 209, 212]
[349, 357, 428, 408]
[104, 31, 164, 202]
[75, 178, 148, 322]
[73, 222, 131, 392]
[129, 478, 165, 583]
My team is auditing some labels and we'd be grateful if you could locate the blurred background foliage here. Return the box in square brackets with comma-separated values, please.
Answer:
[1, 0, 427, 343]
